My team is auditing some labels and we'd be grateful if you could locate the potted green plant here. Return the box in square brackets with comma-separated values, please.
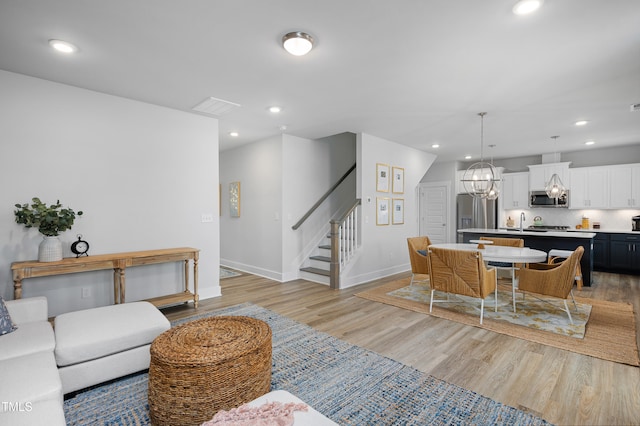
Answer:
[14, 197, 83, 262]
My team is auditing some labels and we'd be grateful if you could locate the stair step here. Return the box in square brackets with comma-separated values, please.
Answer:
[309, 255, 331, 263]
[318, 244, 331, 250]
[300, 266, 330, 276]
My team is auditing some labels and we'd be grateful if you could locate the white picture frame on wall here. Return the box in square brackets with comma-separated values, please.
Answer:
[376, 197, 390, 226]
[376, 163, 390, 192]
[392, 198, 404, 225]
[392, 166, 404, 194]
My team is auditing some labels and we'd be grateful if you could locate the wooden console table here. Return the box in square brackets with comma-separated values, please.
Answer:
[11, 247, 199, 308]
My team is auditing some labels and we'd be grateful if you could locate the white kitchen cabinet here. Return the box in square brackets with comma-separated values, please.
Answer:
[501, 172, 529, 209]
[456, 170, 466, 194]
[527, 162, 571, 191]
[569, 166, 609, 209]
[609, 164, 640, 208]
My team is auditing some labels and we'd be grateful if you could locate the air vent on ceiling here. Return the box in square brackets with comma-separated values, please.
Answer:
[192, 97, 241, 116]
[631, 103, 640, 112]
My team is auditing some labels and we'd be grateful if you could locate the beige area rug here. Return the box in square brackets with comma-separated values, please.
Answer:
[356, 278, 640, 367]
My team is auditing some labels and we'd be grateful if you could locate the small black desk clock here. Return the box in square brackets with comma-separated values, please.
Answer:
[71, 235, 90, 257]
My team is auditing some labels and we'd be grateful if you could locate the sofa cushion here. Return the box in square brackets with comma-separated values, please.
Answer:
[0, 296, 17, 335]
[0, 321, 55, 362]
[54, 301, 170, 367]
[0, 351, 63, 406]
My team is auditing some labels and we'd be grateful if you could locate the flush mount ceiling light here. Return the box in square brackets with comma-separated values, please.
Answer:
[282, 32, 314, 56]
[462, 112, 501, 199]
[48, 39, 78, 53]
[512, 0, 544, 15]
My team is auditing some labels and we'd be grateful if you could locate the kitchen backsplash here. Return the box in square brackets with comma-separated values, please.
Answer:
[501, 208, 640, 231]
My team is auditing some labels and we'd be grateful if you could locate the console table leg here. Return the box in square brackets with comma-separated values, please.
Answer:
[193, 255, 199, 308]
[14, 279, 22, 300]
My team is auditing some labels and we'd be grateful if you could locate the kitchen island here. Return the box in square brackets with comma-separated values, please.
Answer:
[457, 228, 596, 286]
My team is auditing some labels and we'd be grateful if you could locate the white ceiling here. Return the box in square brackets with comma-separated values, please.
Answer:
[1, 0, 639, 162]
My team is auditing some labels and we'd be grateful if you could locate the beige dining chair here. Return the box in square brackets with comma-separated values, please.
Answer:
[517, 246, 584, 324]
[426, 247, 497, 324]
[407, 236, 431, 287]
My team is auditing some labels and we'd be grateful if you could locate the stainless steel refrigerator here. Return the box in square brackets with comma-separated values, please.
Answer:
[456, 194, 497, 240]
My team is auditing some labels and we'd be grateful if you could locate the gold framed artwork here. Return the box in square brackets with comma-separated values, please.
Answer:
[392, 167, 404, 194]
[392, 198, 404, 225]
[229, 181, 241, 217]
[376, 163, 390, 192]
[376, 197, 390, 226]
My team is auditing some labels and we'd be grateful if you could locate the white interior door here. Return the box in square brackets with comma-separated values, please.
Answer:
[419, 182, 450, 244]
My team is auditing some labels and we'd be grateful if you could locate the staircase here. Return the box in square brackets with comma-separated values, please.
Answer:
[299, 202, 360, 288]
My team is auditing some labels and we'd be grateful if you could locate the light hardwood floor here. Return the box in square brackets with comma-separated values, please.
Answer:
[162, 271, 640, 426]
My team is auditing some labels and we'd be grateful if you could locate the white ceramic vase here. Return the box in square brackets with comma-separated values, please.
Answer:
[38, 236, 63, 262]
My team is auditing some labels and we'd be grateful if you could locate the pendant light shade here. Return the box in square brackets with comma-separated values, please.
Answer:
[545, 136, 566, 199]
[462, 113, 501, 199]
[545, 173, 566, 198]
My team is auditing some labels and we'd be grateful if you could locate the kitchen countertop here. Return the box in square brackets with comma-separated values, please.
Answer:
[561, 228, 639, 234]
[458, 228, 596, 238]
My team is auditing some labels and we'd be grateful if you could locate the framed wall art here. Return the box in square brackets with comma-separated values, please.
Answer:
[392, 166, 404, 194]
[376, 197, 390, 226]
[229, 181, 241, 217]
[376, 163, 390, 192]
[392, 198, 404, 225]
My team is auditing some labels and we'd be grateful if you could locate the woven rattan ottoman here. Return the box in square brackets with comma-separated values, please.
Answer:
[148, 316, 272, 426]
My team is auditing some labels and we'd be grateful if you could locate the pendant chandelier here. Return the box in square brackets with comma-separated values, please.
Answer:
[486, 144, 500, 200]
[545, 135, 567, 198]
[462, 112, 501, 199]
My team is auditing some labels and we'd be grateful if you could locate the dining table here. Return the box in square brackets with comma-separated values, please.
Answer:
[428, 243, 548, 311]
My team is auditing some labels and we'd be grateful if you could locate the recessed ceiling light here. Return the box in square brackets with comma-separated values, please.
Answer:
[282, 32, 314, 56]
[49, 39, 78, 54]
[229, 132, 239, 137]
[269, 106, 282, 113]
[465, 155, 472, 160]
[278, 125, 288, 131]
[512, 0, 544, 15]
[431, 144, 440, 149]
[585, 141, 595, 145]
[575, 120, 589, 126]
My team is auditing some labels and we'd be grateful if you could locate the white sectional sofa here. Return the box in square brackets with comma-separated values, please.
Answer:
[0, 296, 170, 425]
[0, 296, 66, 426]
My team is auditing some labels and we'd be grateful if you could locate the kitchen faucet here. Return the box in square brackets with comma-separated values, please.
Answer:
[519, 212, 526, 233]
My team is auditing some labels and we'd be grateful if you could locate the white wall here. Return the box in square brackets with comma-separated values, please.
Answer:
[0, 70, 220, 316]
[220, 132, 357, 281]
[281, 133, 356, 281]
[219, 136, 283, 279]
[342, 133, 436, 287]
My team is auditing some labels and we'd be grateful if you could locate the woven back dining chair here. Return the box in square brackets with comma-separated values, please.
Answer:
[407, 236, 431, 287]
[517, 246, 584, 324]
[426, 247, 497, 324]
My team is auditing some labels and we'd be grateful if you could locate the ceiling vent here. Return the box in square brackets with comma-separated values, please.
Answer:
[192, 97, 241, 116]
[631, 103, 640, 112]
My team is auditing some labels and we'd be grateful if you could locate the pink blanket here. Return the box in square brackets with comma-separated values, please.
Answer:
[202, 401, 309, 426]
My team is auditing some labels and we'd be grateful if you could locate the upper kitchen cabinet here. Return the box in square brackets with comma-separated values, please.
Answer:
[528, 162, 571, 191]
[609, 164, 640, 208]
[569, 166, 609, 209]
[501, 172, 529, 209]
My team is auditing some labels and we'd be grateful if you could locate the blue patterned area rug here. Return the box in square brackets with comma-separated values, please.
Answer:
[220, 266, 241, 279]
[63, 303, 550, 425]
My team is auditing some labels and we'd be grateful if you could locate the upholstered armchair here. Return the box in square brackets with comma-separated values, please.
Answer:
[407, 236, 431, 287]
[517, 246, 584, 324]
[426, 247, 497, 324]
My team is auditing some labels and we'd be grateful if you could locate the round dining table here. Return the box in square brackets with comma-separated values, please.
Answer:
[428, 243, 548, 311]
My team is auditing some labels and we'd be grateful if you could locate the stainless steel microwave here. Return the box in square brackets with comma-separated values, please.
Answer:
[529, 190, 569, 208]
